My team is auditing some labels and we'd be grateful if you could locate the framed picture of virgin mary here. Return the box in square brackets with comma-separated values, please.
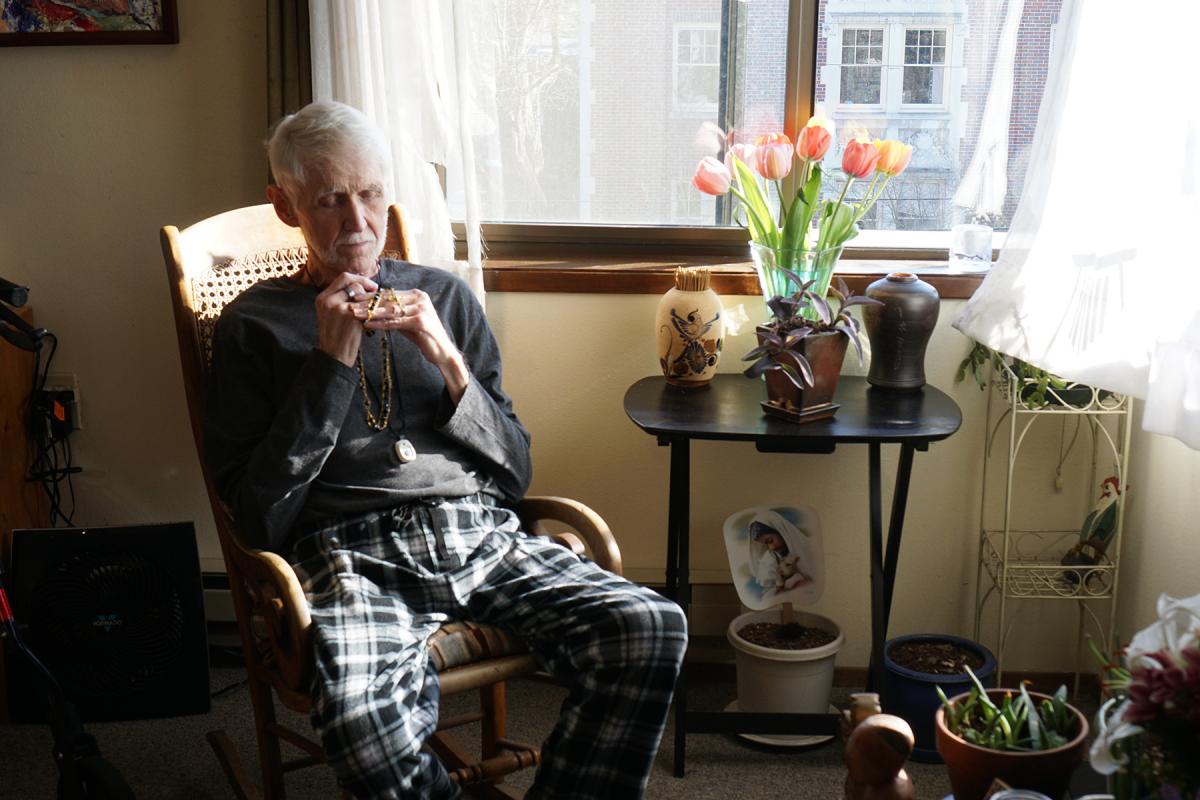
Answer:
[723, 505, 826, 611]
[0, 1, 178, 46]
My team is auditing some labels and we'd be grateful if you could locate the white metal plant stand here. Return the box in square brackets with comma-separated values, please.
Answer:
[972, 362, 1133, 689]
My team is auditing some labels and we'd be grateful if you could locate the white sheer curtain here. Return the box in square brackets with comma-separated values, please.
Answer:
[954, 0, 1200, 449]
[952, 0, 1024, 219]
[307, 1, 488, 302]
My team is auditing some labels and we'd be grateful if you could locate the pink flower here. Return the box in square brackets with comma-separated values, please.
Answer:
[874, 139, 914, 176]
[796, 123, 833, 161]
[754, 133, 794, 180]
[842, 137, 880, 179]
[724, 143, 756, 174]
[691, 156, 731, 195]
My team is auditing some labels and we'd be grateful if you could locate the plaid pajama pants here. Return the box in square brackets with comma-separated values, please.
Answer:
[290, 493, 688, 800]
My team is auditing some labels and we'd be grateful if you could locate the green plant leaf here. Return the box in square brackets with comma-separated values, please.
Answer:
[820, 199, 857, 248]
[1019, 685, 1041, 749]
[781, 184, 808, 252]
[732, 157, 780, 247]
[794, 164, 822, 248]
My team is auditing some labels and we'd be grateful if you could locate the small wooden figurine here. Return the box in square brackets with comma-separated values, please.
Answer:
[844, 711, 916, 800]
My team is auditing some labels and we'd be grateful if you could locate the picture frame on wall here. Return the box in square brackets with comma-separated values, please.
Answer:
[0, 1, 178, 46]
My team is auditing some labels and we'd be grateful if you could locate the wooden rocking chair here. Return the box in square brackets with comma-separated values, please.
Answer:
[160, 203, 622, 800]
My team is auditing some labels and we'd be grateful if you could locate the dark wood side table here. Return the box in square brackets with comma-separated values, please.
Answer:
[624, 374, 962, 776]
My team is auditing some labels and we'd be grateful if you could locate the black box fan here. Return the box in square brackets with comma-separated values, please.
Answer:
[5, 522, 210, 722]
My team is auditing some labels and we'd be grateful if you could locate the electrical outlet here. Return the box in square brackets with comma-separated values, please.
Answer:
[44, 372, 82, 429]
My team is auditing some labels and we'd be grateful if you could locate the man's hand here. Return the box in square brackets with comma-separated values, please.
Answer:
[316, 273, 379, 367]
[356, 288, 470, 404]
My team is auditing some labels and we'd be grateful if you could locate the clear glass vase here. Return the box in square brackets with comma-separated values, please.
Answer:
[749, 242, 844, 303]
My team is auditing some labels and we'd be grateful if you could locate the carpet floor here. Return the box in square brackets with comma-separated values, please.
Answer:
[0, 664, 1107, 799]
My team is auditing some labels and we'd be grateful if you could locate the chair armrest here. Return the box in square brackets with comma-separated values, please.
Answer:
[516, 496, 623, 576]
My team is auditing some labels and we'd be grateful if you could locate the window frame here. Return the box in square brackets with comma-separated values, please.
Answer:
[461, 0, 952, 262]
[672, 22, 722, 116]
[836, 25, 886, 110]
[898, 25, 950, 110]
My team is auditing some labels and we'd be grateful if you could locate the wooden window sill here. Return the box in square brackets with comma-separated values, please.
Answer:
[483, 255, 986, 299]
[482, 255, 988, 298]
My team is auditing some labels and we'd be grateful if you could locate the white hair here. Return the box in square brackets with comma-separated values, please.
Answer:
[266, 101, 393, 198]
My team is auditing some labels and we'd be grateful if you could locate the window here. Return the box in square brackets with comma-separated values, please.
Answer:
[671, 179, 712, 223]
[839, 28, 883, 105]
[888, 176, 951, 230]
[449, 0, 1062, 252]
[674, 25, 720, 113]
[902, 28, 946, 105]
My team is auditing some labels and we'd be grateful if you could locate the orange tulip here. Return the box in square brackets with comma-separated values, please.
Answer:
[754, 133, 794, 180]
[873, 139, 913, 176]
[724, 142, 756, 174]
[691, 156, 732, 195]
[796, 123, 833, 161]
[842, 137, 880, 179]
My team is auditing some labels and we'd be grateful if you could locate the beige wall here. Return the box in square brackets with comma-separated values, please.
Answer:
[1117, 416, 1200, 642]
[492, 292, 1149, 670]
[0, 0, 265, 570]
[1, 1, 1195, 673]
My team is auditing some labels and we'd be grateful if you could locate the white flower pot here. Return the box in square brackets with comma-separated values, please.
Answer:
[727, 608, 844, 715]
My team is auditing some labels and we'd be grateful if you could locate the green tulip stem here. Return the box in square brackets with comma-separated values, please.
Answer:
[819, 176, 854, 253]
[729, 185, 771, 248]
[854, 173, 891, 226]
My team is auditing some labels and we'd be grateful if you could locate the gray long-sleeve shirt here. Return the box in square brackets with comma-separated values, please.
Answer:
[203, 259, 532, 553]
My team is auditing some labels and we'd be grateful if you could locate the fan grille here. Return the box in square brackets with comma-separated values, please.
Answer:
[28, 549, 186, 699]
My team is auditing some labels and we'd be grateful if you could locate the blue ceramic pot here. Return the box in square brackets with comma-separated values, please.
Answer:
[882, 633, 997, 763]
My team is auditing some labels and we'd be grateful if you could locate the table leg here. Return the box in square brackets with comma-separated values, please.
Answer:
[667, 438, 690, 777]
[882, 444, 915, 625]
[868, 443, 885, 692]
[666, 438, 688, 602]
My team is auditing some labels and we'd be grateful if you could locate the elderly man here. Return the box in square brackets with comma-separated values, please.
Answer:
[204, 101, 687, 800]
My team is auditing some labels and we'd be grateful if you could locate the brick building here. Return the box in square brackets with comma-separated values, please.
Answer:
[486, 0, 1061, 232]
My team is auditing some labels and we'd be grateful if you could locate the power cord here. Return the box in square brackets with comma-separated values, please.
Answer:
[26, 332, 81, 526]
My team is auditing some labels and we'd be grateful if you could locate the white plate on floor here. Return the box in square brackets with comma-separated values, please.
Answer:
[723, 700, 838, 747]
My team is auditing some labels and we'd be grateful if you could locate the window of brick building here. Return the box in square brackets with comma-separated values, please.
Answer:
[448, 0, 1061, 255]
[902, 28, 947, 105]
[839, 28, 884, 105]
[674, 25, 720, 113]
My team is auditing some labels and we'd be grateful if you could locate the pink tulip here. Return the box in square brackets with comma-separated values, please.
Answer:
[691, 156, 732, 195]
[796, 124, 833, 161]
[842, 138, 880, 179]
[724, 143, 756, 174]
[754, 133, 793, 180]
[873, 139, 913, 176]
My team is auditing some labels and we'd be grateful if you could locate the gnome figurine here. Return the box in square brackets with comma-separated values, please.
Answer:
[844, 713, 916, 800]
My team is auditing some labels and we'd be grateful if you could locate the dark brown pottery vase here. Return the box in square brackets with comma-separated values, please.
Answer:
[934, 689, 1089, 800]
[863, 273, 940, 390]
[756, 327, 848, 423]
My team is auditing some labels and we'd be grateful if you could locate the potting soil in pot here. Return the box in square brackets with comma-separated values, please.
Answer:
[737, 622, 836, 650]
[888, 640, 984, 675]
